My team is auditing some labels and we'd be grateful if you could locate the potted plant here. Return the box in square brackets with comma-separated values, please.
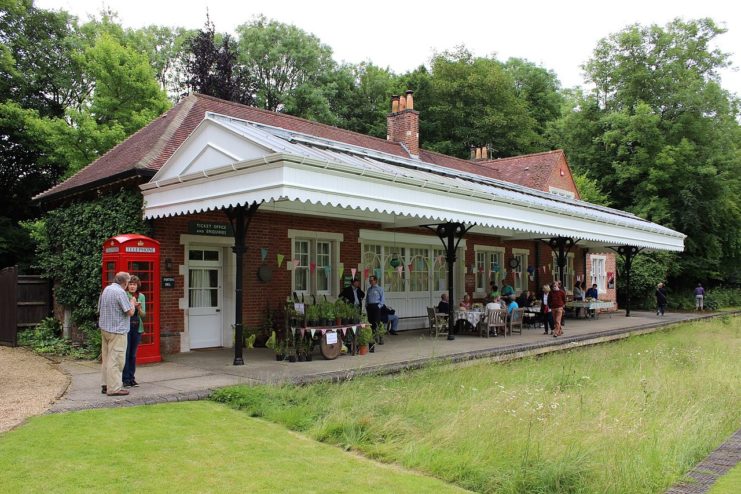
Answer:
[265, 331, 286, 361]
[306, 304, 320, 327]
[318, 301, 334, 326]
[356, 326, 373, 355]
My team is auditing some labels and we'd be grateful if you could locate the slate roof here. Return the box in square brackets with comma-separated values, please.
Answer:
[35, 93, 572, 202]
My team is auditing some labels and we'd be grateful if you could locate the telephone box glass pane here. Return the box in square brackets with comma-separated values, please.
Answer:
[128, 260, 154, 345]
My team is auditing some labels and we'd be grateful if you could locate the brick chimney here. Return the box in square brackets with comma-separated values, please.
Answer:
[470, 146, 489, 161]
[387, 90, 419, 157]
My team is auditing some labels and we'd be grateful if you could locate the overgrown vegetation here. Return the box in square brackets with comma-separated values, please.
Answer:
[24, 188, 149, 330]
[18, 317, 99, 358]
[212, 317, 741, 494]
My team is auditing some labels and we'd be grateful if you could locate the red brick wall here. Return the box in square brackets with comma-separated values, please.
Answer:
[547, 155, 580, 198]
[151, 210, 613, 353]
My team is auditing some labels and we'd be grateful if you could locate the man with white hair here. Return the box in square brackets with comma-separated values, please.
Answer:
[98, 272, 136, 396]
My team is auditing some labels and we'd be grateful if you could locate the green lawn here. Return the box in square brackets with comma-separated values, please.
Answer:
[707, 462, 741, 494]
[0, 401, 467, 493]
[213, 316, 741, 494]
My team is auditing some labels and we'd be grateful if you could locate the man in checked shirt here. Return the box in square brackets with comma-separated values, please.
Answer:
[98, 272, 136, 396]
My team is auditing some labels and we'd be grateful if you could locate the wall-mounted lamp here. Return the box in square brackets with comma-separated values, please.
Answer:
[165, 258, 173, 271]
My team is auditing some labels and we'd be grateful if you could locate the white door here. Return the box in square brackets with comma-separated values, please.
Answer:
[188, 248, 222, 348]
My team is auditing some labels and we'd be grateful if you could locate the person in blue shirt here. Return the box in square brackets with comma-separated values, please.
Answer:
[506, 295, 519, 314]
[585, 283, 598, 299]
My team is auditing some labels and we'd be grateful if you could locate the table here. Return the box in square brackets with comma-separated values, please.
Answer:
[565, 300, 615, 319]
[454, 309, 486, 333]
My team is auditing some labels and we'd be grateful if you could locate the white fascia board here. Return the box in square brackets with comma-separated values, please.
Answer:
[142, 156, 685, 252]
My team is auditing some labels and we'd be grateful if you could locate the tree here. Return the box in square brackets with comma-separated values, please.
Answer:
[551, 18, 741, 286]
[411, 47, 542, 159]
[181, 16, 252, 104]
[236, 15, 335, 112]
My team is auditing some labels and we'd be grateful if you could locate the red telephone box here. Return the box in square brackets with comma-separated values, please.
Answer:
[102, 234, 161, 364]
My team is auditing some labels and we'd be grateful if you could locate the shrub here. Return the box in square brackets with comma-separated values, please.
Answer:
[18, 317, 100, 359]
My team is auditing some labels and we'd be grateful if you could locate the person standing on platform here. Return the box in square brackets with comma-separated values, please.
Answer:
[549, 281, 566, 337]
[694, 283, 705, 311]
[365, 275, 385, 351]
[541, 285, 554, 335]
[98, 272, 135, 396]
[655, 282, 667, 316]
[340, 278, 365, 310]
[123, 275, 146, 388]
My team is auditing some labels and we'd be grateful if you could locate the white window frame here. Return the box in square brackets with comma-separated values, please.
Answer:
[512, 248, 529, 293]
[548, 186, 576, 199]
[552, 252, 575, 291]
[473, 245, 505, 297]
[591, 255, 607, 294]
[288, 230, 343, 298]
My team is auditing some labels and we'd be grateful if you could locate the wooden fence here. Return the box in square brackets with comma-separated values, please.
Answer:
[0, 266, 52, 346]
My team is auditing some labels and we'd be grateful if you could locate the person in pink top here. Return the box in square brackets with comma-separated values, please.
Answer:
[548, 281, 566, 337]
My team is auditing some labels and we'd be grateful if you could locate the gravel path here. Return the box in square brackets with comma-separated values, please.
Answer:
[0, 346, 69, 433]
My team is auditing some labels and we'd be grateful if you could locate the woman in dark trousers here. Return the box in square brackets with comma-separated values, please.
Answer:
[655, 282, 667, 316]
[540, 284, 555, 335]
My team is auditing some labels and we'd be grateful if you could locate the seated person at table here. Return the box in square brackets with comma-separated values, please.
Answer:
[585, 283, 598, 300]
[459, 293, 473, 310]
[516, 290, 530, 308]
[485, 297, 501, 311]
[506, 295, 519, 314]
[486, 282, 499, 302]
[381, 305, 399, 335]
[527, 291, 537, 307]
[573, 281, 584, 301]
[500, 282, 514, 298]
[437, 293, 450, 314]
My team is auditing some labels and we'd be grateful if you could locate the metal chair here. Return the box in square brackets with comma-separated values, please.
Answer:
[426, 307, 449, 338]
[483, 308, 507, 338]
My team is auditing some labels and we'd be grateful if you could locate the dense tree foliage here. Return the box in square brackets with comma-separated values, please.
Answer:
[550, 18, 741, 287]
[182, 16, 251, 104]
[0, 2, 169, 268]
[2, 4, 738, 292]
[26, 189, 149, 324]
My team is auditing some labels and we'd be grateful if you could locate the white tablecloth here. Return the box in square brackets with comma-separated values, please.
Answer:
[454, 310, 486, 327]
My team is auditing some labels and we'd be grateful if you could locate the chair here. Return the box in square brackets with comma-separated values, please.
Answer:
[426, 307, 449, 338]
[482, 308, 507, 338]
[508, 308, 525, 335]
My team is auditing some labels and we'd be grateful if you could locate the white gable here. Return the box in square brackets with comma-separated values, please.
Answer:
[151, 117, 275, 181]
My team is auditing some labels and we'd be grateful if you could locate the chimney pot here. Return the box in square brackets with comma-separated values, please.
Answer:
[398, 95, 406, 111]
[475, 147, 482, 160]
[480, 146, 487, 160]
[391, 95, 400, 113]
[405, 90, 414, 110]
[470, 146, 476, 160]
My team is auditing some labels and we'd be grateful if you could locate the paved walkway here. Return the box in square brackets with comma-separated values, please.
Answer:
[48, 310, 739, 492]
[51, 310, 707, 413]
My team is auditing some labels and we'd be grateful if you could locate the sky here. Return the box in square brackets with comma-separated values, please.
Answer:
[35, 0, 741, 95]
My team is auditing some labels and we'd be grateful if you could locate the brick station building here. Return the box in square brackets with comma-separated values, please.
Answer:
[35, 92, 684, 355]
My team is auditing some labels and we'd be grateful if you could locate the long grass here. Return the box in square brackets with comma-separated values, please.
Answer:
[212, 316, 741, 493]
[0, 401, 467, 493]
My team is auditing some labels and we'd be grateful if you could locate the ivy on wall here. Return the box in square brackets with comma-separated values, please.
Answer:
[28, 188, 150, 326]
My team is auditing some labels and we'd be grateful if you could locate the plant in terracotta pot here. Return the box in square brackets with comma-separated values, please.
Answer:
[356, 326, 373, 355]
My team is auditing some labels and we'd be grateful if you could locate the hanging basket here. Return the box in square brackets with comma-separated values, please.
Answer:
[389, 255, 401, 268]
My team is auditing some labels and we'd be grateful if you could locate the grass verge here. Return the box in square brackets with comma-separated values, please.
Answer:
[212, 316, 741, 493]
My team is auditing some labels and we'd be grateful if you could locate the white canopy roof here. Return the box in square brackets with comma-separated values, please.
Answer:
[140, 113, 685, 252]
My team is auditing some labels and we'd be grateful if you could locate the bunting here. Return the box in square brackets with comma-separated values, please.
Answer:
[277, 254, 285, 267]
[310, 262, 316, 273]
